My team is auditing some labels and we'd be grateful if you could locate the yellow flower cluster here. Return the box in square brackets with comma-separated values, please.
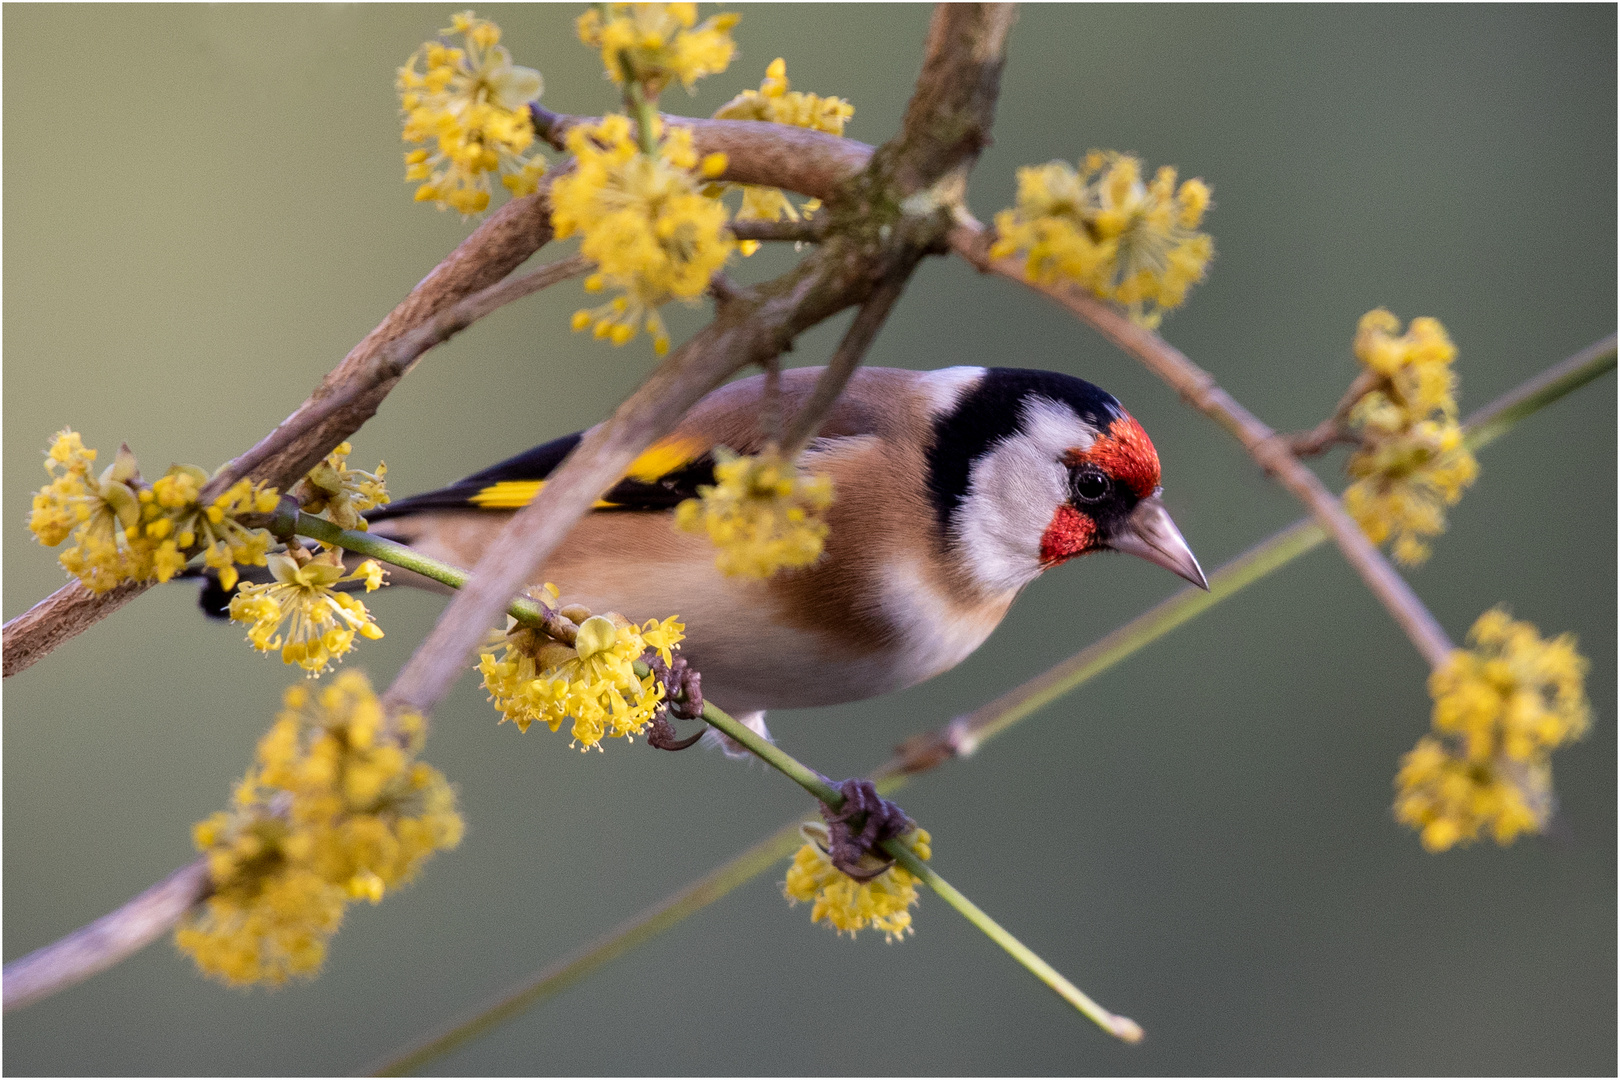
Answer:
[576, 2, 738, 94]
[478, 592, 686, 750]
[293, 442, 390, 531]
[991, 151, 1214, 328]
[177, 674, 463, 985]
[674, 448, 833, 579]
[29, 431, 277, 594]
[1342, 310, 1479, 566]
[783, 823, 932, 942]
[147, 465, 279, 591]
[713, 58, 853, 254]
[553, 114, 732, 353]
[399, 11, 546, 215]
[715, 58, 853, 134]
[1395, 608, 1589, 852]
[229, 548, 386, 676]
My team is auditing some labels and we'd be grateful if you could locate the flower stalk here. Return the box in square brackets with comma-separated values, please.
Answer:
[290, 512, 573, 642]
[621, 58, 662, 156]
[885, 842, 1143, 1043]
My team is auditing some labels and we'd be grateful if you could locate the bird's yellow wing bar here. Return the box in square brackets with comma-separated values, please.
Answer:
[468, 434, 710, 510]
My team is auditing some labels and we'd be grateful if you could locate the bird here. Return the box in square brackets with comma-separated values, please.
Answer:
[208, 366, 1205, 748]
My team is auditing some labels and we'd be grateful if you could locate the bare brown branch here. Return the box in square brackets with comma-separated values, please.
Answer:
[2, 580, 150, 678]
[531, 105, 876, 201]
[379, 253, 592, 374]
[3, 859, 209, 1012]
[384, 3, 1017, 718]
[884, 4, 1019, 195]
[205, 182, 563, 500]
[3, 3, 1020, 1006]
[728, 218, 828, 244]
[952, 220, 1455, 668]
[1287, 370, 1379, 456]
[781, 275, 908, 455]
[4, 187, 567, 679]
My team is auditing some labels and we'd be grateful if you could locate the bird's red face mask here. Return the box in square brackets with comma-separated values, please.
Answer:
[1040, 415, 1206, 588]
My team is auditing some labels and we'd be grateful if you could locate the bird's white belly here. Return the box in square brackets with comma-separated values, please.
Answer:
[546, 562, 1007, 715]
[872, 559, 1010, 690]
[680, 559, 1006, 713]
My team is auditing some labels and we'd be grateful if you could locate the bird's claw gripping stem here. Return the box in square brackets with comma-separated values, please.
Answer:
[645, 655, 706, 751]
[820, 778, 915, 880]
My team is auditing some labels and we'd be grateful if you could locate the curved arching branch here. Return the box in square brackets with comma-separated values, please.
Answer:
[3, 184, 563, 678]
[3, 81, 889, 679]
[2, 3, 1018, 1011]
[3, 860, 209, 1012]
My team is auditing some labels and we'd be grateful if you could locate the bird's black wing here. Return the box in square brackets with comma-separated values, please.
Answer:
[367, 430, 718, 520]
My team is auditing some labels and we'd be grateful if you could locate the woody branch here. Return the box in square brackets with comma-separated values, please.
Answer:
[1, 88, 878, 681]
[2, 1, 1016, 1011]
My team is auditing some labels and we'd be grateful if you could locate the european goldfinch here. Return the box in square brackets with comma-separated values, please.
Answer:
[211, 366, 1204, 745]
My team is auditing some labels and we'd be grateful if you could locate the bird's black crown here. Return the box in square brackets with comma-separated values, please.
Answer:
[925, 368, 1127, 532]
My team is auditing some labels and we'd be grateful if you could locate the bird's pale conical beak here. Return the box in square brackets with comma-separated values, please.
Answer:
[1109, 493, 1209, 590]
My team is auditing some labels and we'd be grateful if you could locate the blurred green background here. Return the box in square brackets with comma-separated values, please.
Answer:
[5, 4, 1614, 1075]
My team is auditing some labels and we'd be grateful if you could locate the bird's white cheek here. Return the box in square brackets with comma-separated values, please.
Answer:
[951, 443, 1070, 594]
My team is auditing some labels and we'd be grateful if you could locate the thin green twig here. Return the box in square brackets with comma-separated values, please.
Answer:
[697, 701, 842, 805]
[293, 514, 466, 591]
[931, 519, 1327, 759]
[298, 513, 846, 807]
[360, 336, 1613, 1075]
[308, 500, 1116, 1055]
[372, 822, 805, 1076]
[688, 694, 1127, 1037]
[885, 842, 1144, 1043]
[292, 512, 573, 643]
[1462, 334, 1615, 453]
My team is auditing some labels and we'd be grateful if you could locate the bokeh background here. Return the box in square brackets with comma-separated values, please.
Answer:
[5, 4, 1614, 1075]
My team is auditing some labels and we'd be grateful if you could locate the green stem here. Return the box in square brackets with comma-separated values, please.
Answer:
[1462, 334, 1615, 453]
[360, 338, 1613, 1074]
[948, 518, 1327, 754]
[292, 513, 563, 636]
[368, 821, 805, 1076]
[697, 701, 842, 805]
[885, 842, 1144, 1044]
[619, 54, 660, 156]
[302, 510, 844, 805]
[293, 514, 461, 589]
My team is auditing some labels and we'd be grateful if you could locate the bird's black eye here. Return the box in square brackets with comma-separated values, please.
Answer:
[1071, 468, 1111, 503]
